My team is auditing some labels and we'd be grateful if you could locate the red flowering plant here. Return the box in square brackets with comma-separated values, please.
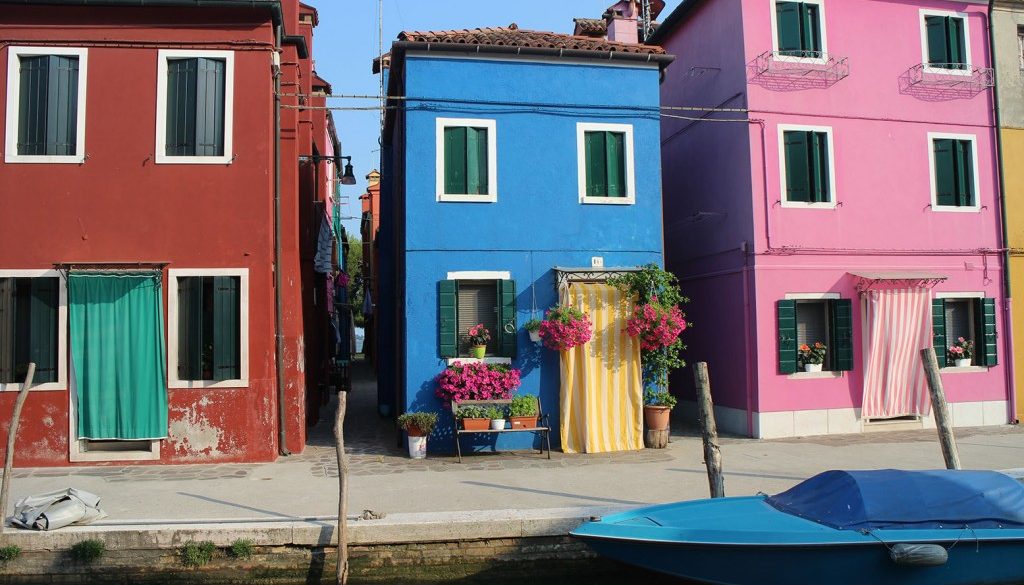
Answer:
[435, 361, 522, 404]
[538, 305, 593, 351]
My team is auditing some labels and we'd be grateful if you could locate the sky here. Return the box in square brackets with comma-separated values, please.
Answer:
[308, 0, 685, 235]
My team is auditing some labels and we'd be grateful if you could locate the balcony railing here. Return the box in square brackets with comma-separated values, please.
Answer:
[906, 63, 994, 92]
[751, 50, 850, 85]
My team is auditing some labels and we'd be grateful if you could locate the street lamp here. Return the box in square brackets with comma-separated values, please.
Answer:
[339, 156, 356, 185]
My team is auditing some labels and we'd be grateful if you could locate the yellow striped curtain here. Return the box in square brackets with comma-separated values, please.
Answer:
[559, 282, 643, 454]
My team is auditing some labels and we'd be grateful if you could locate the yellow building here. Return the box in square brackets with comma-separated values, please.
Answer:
[995, 0, 1024, 423]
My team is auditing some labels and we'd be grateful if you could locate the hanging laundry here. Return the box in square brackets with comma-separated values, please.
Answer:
[313, 215, 333, 274]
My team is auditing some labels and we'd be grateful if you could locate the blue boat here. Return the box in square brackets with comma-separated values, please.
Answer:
[571, 470, 1024, 585]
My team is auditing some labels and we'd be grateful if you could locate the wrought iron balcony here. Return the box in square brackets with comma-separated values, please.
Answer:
[752, 50, 850, 85]
[906, 63, 994, 92]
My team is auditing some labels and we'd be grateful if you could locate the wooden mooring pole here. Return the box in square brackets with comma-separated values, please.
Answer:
[919, 348, 961, 470]
[694, 362, 725, 498]
[0, 363, 34, 535]
[334, 372, 350, 585]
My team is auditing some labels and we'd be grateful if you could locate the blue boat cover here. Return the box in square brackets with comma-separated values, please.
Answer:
[766, 470, 1024, 530]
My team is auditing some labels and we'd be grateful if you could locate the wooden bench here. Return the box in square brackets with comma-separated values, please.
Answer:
[451, 398, 552, 463]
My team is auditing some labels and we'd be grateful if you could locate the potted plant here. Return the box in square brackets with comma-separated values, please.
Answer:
[467, 324, 491, 359]
[524, 319, 543, 343]
[538, 306, 593, 351]
[456, 405, 490, 431]
[397, 411, 438, 459]
[798, 342, 827, 373]
[484, 406, 506, 430]
[643, 389, 677, 432]
[509, 395, 539, 429]
[435, 361, 521, 403]
[949, 337, 974, 367]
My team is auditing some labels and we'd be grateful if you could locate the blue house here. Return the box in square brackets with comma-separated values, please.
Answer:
[377, 21, 674, 452]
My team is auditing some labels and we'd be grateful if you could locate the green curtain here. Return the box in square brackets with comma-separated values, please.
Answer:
[69, 273, 168, 440]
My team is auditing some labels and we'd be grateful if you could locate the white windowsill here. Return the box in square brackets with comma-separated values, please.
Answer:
[931, 205, 981, 213]
[580, 196, 635, 205]
[437, 193, 497, 203]
[788, 371, 843, 380]
[781, 200, 837, 210]
[446, 357, 512, 366]
[940, 366, 989, 374]
[169, 379, 248, 389]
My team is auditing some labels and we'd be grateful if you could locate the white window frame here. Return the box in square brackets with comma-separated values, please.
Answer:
[155, 49, 235, 165]
[928, 132, 981, 213]
[778, 124, 837, 209]
[784, 292, 843, 379]
[0, 269, 67, 392]
[577, 122, 637, 205]
[444, 270, 510, 365]
[5, 47, 88, 164]
[167, 268, 249, 388]
[919, 9, 973, 77]
[935, 291, 988, 373]
[435, 117, 497, 203]
[769, 0, 829, 65]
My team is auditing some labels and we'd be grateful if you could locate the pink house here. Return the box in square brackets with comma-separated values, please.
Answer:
[652, 0, 1010, 438]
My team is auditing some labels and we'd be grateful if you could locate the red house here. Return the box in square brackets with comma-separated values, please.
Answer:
[0, 0, 338, 465]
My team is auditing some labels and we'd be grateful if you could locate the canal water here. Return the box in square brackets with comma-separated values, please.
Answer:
[340, 559, 694, 584]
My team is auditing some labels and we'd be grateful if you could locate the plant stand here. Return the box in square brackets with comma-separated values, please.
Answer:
[644, 428, 669, 449]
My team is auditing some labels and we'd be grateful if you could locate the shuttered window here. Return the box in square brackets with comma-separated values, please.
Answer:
[438, 279, 516, 359]
[443, 126, 489, 195]
[933, 138, 975, 208]
[777, 298, 852, 374]
[165, 57, 226, 157]
[0, 277, 59, 384]
[932, 297, 998, 368]
[776, 1, 823, 58]
[584, 131, 627, 198]
[176, 276, 240, 381]
[17, 54, 80, 156]
[925, 15, 967, 70]
[784, 130, 831, 203]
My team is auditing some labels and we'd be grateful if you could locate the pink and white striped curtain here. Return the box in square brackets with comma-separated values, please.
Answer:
[862, 288, 933, 419]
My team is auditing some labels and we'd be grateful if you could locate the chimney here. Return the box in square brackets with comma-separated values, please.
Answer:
[604, 0, 639, 44]
[366, 169, 381, 187]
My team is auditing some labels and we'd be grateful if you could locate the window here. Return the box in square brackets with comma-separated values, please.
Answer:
[929, 133, 978, 211]
[0, 277, 59, 384]
[5, 47, 87, 163]
[577, 123, 636, 205]
[777, 297, 852, 374]
[439, 276, 516, 359]
[167, 269, 248, 387]
[1018, 27, 1024, 70]
[155, 50, 234, 164]
[780, 126, 834, 207]
[775, 1, 824, 59]
[436, 118, 497, 202]
[921, 11, 970, 72]
[932, 296, 997, 368]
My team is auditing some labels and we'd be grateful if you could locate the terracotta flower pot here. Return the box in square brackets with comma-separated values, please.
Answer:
[644, 405, 671, 431]
[510, 416, 539, 429]
[405, 424, 427, 438]
[461, 418, 490, 431]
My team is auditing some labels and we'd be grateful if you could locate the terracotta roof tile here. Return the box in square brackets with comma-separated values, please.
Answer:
[573, 18, 608, 37]
[397, 23, 665, 55]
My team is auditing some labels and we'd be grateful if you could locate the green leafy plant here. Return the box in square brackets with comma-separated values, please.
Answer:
[454, 405, 488, 420]
[397, 411, 439, 435]
[524, 319, 543, 332]
[798, 342, 827, 366]
[609, 264, 690, 388]
[509, 395, 538, 417]
[0, 545, 20, 563]
[179, 541, 216, 568]
[228, 538, 255, 559]
[483, 406, 505, 420]
[70, 539, 105, 563]
[644, 389, 678, 410]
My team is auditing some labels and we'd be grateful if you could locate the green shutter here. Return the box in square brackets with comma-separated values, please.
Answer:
[802, 3, 822, 56]
[829, 299, 853, 371]
[606, 132, 626, 198]
[443, 126, 467, 195]
[166, 58, 198, 156]
[947, 17, 966, 68]
[777, 2, 803, 55]
[584, 131, 608, 196]
[784, 131, 811, 202]
[926, 16, 949, 66]
[810, 131, 830, 203]
[778, 300, 798, 374]
[194, 58, 225, 157]
[18, 56, 48, 156]
[212, 276, 240, 381]
[28, 278, 58, 384]
[498, 279, 517, 358]
[932, 298, 947, 368]
[976, 298, 998, 366]
[954, 140, 974, 207]
[0, 279, 14, 383]
[46, 55, 78, 156]
[465, 127, 487, 195]
[439, 280, 458, 358]
[177, 276, 204, 380]
[933, 139, 956, 207]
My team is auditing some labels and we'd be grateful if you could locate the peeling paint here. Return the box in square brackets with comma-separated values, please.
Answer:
[168, 405, 227, 458]
[42, 416, 54, 428]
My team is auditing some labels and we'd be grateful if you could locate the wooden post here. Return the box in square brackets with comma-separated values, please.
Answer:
[920, 348, 961, 470]
[0, 363, 34, 535]
[334, 385, 349, 585]
[694, 362, 725, 498]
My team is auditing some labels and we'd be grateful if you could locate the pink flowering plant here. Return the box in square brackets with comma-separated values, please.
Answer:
[467, 324, 491, 346]
[625, 299, 688, 351]
[948, 337, 974, 362]
[435, 361, 522, 404]
[538, 306, 593, 351]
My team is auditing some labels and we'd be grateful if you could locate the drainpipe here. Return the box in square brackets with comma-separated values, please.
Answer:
[987, 0, 1018, 424]
[273, 24, 291, 455]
